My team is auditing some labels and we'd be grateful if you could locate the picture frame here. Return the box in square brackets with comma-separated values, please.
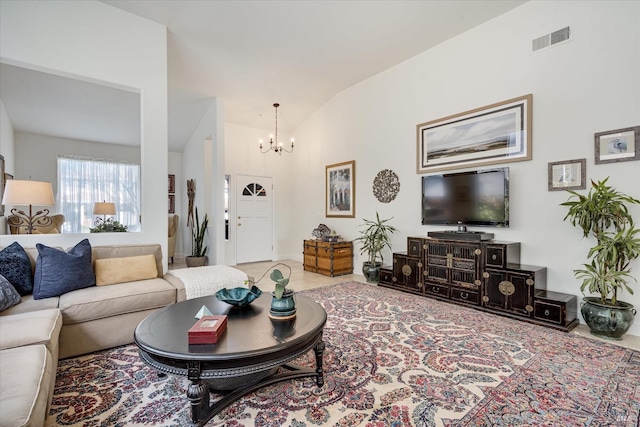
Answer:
[417, 94, 532, 173]
[168, 174, 175, 193]
[548, 158, 586, 191]
[594, 125, 640, 164]
[326, 160, 355, 218]
[168, 194, 175, 213]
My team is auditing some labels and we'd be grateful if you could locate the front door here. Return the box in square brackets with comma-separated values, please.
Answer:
[236, 174, 274, 263]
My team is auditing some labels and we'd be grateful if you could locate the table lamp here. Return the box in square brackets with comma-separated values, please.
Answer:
[1, 180, 55, 234]
[93, 201, 116, 225]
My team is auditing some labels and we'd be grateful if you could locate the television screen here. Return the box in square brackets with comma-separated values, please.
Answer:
[421, 167, 509, 227]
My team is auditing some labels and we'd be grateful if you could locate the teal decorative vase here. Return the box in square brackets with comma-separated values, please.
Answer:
[269, 289, 296, 319]
[581, 297, 636, 340]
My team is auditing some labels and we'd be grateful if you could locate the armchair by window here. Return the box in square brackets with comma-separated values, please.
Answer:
[168, 214, 179, 264]
[8, 214, 65, 234]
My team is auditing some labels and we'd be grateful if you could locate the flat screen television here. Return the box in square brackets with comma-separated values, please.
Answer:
[421, 167, 509, 228]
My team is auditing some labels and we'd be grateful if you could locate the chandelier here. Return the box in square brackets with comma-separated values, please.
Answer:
[259, 103, 294, 155]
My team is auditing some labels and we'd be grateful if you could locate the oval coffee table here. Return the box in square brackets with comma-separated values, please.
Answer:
[134, 293, 326, 427]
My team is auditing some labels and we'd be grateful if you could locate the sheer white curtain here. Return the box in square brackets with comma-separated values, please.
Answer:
[57, 156, 141, 233]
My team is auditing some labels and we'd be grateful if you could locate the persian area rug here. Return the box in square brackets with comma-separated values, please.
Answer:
[45, 282, 640, 426]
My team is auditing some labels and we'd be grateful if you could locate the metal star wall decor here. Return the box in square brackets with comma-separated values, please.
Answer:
[373, 169, 400, 203]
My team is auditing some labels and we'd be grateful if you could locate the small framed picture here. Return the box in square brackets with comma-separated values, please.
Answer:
[168, 174, 176, 193]
[594, 126, 640, 164]
[326, 160, 355, 218]
[168, 194, 175, 213]
[548, 158, 586, 191]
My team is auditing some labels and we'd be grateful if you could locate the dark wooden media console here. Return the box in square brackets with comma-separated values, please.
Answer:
[379, 236, 579, 332]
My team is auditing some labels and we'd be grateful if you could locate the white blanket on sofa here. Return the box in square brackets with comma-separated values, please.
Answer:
[166, 265, 249, 300]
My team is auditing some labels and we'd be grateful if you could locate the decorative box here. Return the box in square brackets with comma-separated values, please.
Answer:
[188, 315, 227, 344]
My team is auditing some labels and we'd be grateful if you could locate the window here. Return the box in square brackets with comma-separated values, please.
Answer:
[57, 156, 141, 233]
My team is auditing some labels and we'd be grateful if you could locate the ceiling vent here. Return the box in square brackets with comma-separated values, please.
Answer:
[532, 26, 571, 52]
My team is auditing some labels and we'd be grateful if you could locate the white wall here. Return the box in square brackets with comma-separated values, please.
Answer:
[180, 98, 226, 265]
[0, 1, 168, 268]
[226, 1, 640, 335]
[14, 132, 140, 197]
[0, 100, 14, 234]
[224, 122, 295, 265]
[168, 150, 183, 257]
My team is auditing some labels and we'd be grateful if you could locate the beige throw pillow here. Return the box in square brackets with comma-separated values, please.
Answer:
[94, 254, 158, 286]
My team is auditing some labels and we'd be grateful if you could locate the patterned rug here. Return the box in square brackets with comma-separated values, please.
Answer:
[45, 282, 640, 426]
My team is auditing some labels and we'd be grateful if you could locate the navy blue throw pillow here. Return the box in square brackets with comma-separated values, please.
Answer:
[0, 273, 22, 311]
[33, 239, 96, 299]
[0, 241, 34, 296]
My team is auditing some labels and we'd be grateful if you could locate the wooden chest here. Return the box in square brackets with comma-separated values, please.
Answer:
[303, 240, 353, 277]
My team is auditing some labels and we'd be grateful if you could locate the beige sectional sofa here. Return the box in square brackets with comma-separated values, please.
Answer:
[0, 243, 187, 427]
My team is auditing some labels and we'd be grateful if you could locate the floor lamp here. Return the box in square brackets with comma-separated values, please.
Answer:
[1, 180, 55, 234]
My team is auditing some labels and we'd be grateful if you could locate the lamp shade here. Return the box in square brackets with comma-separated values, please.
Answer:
[1, 180, 55, 206]
[93, 202, 116, 215]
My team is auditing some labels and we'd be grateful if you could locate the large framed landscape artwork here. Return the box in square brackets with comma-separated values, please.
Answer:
[326, 160, 355, 218]
[417, 94, 532, 173]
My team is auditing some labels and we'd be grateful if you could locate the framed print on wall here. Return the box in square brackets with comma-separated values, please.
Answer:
[168, 194, 175, 213]
[594, 126, 640, 164]
[548, 158, 586, 191]
[326, 160, 355, 218]
[168, 174, 175, 193]
[417, 94, 532, 173]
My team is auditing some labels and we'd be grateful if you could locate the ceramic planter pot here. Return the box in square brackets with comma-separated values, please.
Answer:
[185, 256, 208, 267]
[362, 261, 382, 283]
[581, 297, 636, 340]
[269, 289, 296, 318]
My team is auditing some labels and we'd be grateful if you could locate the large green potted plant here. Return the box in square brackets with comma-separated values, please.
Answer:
[561, 177, 640, 339]
[186, 207, 209, 267]
[354, 212, 397, 283]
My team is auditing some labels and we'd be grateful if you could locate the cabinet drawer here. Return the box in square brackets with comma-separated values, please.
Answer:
[484, 242, 520, 268]
[485, 246, 506, 268]
[379, 267, 393, 285]
[424, 282, 449, 298]
[533, 301, 563, 324]
[407, 237, 425, 258]
[450, 287, 480, 305]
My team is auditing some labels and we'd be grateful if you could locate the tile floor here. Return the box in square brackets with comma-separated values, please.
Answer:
[169, 258, 640, 351]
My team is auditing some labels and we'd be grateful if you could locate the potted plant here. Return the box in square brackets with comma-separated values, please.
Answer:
[89, 218, 128, 233]
[561, 177, 640, 339]
[354, 212, 397, 283]
[249, 263, 295, 318]
[186, 207, 209, 267]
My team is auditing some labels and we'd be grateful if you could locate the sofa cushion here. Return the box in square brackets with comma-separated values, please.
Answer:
[94, 254, 158, 286]
[59, 278, 177, 325]
[91, 244, 163, 279]
[0, 294, 59, 317]
[0, 241, 34, 296]
[0, 344, 53, 427]
[0, 308, 62, 352]
[0, 274, 22, 312]
[33, 239, 96, 300]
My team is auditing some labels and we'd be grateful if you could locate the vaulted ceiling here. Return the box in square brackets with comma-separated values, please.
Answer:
[1, 1, 527, 151]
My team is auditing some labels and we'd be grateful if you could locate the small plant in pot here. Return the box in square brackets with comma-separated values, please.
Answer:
[186, 207, 209, 267]
[249, 263, 295, 319]
[354, 212, 397, 283]
[562, 177, 640, 340]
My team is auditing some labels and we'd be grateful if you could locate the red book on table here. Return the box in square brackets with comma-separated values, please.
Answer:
[188, 315, 227, 344]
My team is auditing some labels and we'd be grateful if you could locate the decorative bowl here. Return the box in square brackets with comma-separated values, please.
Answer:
[215, 285, 262, 307]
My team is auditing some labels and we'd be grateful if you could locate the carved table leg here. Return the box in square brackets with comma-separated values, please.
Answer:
[186, 361, 209, 425]
[314, 336, 326, 387]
